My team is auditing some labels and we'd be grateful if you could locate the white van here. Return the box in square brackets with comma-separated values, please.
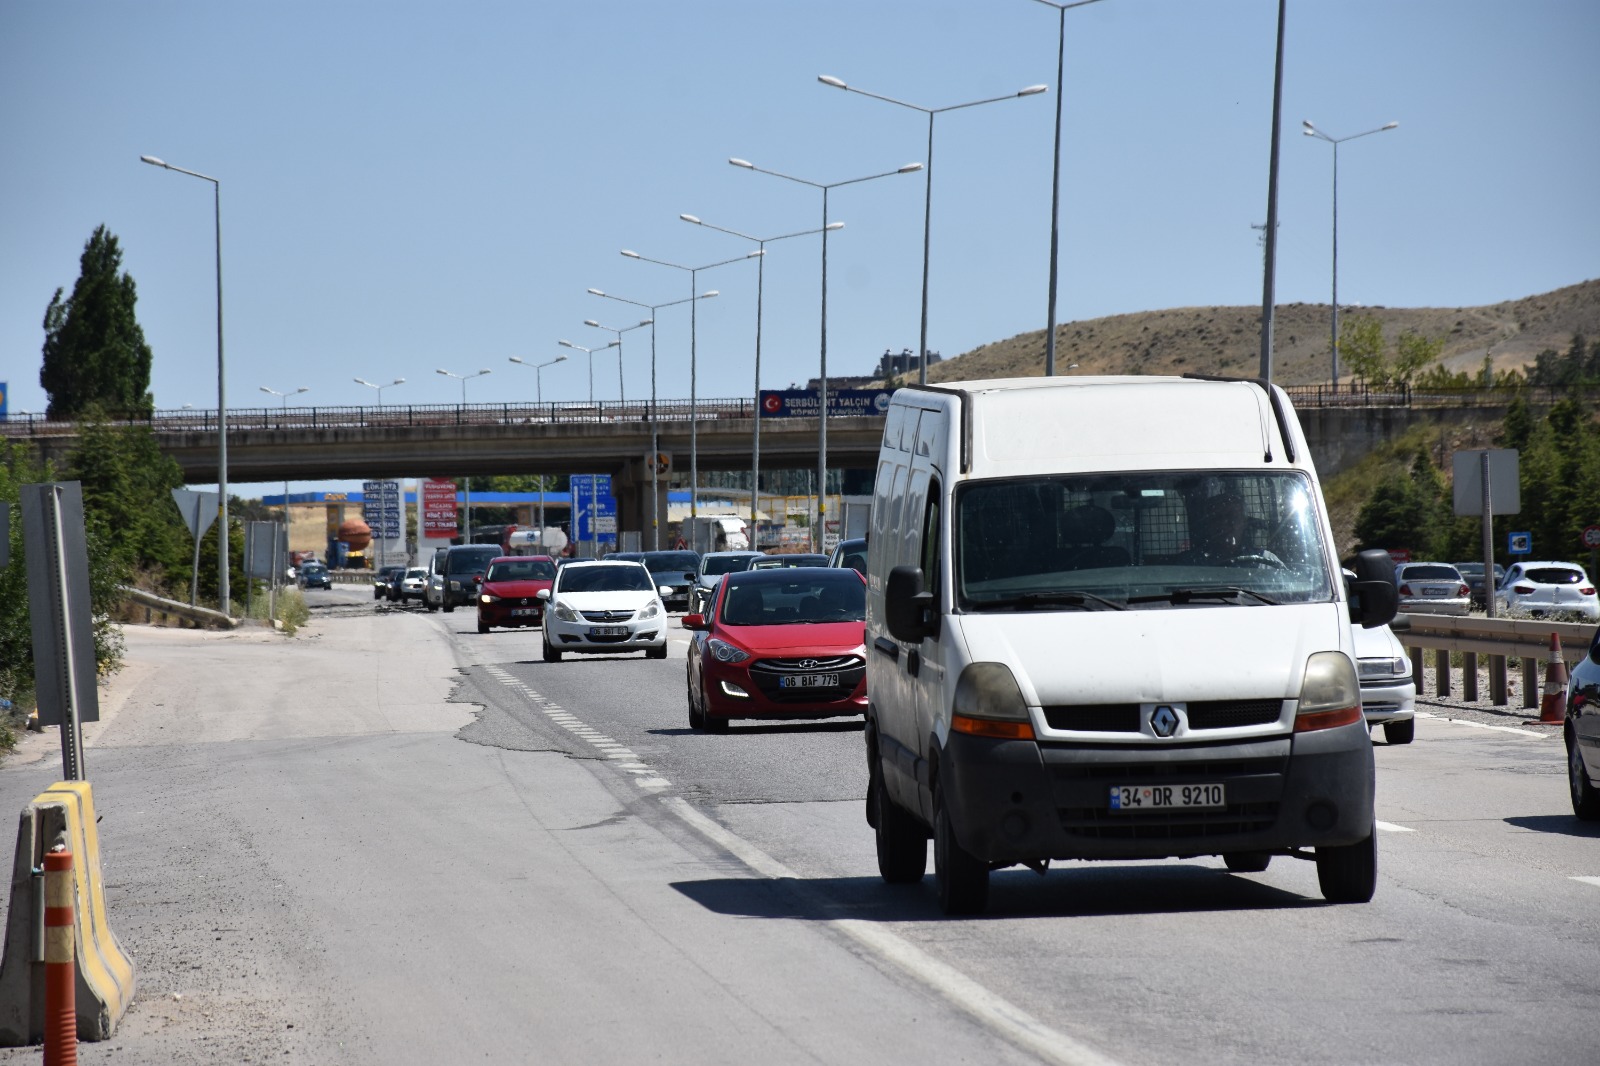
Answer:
[864, 375, 1399, 914]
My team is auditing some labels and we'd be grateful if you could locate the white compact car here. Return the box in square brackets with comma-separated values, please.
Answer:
[538, 560, 671, 661]
[1353, 622, 1416, 744]
[1495, 561, 1599, 621]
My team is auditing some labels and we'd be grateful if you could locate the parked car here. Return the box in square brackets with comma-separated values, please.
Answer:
[426, 544, 502, 612]
[395, 567, 428, 604]
[374, 565, 405, 600]
[830, 538, 867, 575]
[476, 555, 558, 633]
[688, 551, 763, 615]
[297, 562, 331, 590]
[1393, 562, 1471, 616]
[1565, 623, 1600, 819]
[1353, 621, 1416, 744]
[538, 560, 671, 661]
[637, 550, 702, 612]
[1495, 561, 1599, 621]
[1452, 561, 1504, 608]
[683, 567, 867, 732]
[750, 553, 831, 570]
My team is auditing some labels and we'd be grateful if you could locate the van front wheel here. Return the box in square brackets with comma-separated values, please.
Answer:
[873, 769, 927, 884]
[934, 788, 989, 915]
[1316, 824, 1377, 903]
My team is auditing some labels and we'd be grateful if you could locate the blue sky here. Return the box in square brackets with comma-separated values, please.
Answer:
[2, 1, 1596, 497]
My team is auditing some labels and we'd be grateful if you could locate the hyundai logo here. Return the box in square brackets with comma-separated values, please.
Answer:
[798, 659, 820, 670]
[1150, 705, 1181, 738]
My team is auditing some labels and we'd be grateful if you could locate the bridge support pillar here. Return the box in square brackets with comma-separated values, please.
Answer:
[613, 459, 671, 553]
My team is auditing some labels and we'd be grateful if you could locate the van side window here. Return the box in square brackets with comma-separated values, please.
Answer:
[921, 480, 941, 593]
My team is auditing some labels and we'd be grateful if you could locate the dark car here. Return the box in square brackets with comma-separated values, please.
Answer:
[750, 553, 832, 570]
[429, 544, 502, 612]
[829, 538, 867, 575]
[689, 551, 763, 615]
[1567, 623, 1600, 819]
[476, 555, 558, 633]
[374, 565, 405, 600]
[683, 567, 867, 732]
[1453, 562, 1504, 608]
[297, 562, 331, 590]
[637, 550, 701, 611]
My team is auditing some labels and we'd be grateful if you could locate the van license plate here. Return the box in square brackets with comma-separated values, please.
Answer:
[780, 674, 838, 688]
[1109, 784, 1225, 811]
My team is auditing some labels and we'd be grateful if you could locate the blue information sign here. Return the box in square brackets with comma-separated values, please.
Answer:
[570, 474, 616, 548]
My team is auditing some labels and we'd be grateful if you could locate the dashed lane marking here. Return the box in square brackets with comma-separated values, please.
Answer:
[1571, 877, 1600, 889]
[1376, 821, 1416, 833]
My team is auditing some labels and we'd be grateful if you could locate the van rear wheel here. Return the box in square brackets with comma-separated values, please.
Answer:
[934, 788, 989, 915]
[1316, 824, 1377, 903]
[872, 769, 927, 884]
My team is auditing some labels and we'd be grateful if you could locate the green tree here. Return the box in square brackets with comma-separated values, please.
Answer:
[65, 413, 190, 591]
[1338, 315, 1387, 388]
[40, 226, 155, 420]
[1393, 330, 1445, 388]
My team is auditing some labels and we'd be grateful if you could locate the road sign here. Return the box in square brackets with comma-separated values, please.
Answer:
[1583, 525, 1600, 549]
[1508, 532, 1532, 555]
[421, 479, 458, 538]
[1453, 449, 1520, 516]
[362, 479, 403, 539]
[170, 488, 220, 540]
[571, 474, 616, 548]
[647, 451, 672, 475]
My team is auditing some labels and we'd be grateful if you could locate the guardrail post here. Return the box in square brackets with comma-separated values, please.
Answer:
[1521, 657, 1539, 709]
[1461, 652, 1478, 702]
[1434, 649, 1452, 697]
[1489, 655, 1508, 705]
[1409, 647, 1426, 693]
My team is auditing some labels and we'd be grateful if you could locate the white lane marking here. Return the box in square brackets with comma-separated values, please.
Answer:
[662, 796, 1121, 1066]
[1376, 821, 1415, 833]
[1571, 877, 1600, 889]
[1415, 711, 1552, 739]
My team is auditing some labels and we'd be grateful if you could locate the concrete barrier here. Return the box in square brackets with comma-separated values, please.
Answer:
[0, 782, 135, 1044]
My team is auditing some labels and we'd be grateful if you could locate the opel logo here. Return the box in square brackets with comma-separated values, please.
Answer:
[798, 659, 820, 670]
[1151, 705, 1180, 738]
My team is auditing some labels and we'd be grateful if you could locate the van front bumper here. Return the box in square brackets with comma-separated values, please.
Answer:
[940, 722, 1374, 864]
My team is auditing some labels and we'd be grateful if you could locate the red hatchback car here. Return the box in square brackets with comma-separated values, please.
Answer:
[683, 566, 867, 732]
[476, 556, 559, 634]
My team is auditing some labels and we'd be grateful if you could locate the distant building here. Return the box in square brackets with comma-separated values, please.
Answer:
[806, 348, 942, 390]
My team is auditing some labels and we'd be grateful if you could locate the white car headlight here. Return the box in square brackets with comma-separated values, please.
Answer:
[1358, 656, 1409, 681]
[707, 638, 750, 664]
[552, 601, 579, 622]
[640, 601, 660, 620]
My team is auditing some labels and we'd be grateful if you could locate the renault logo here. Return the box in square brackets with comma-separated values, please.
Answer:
[1151, 705, 1181, 738]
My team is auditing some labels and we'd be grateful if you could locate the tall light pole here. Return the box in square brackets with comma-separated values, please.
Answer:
[353, 376, 405, 404]
[730, 157, 922, 551]
[583, 317, 652, 402]
[259, 385, 307, 523]
[817, 76, 1047, 386]
[436, 368, 491, 541]
[619, 248, 762, 522]
[1030, 0, 1106, 375]
[557, 339, 619, 404]
[1303, 118, 1398, 393]
[588, 287, 718, 550]
[141, 153, 231, 611]
[680, 213, 844, 537]
[507, 354, 567, 404]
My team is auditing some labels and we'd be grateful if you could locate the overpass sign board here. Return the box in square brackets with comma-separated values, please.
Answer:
[759, 389, 893, 419]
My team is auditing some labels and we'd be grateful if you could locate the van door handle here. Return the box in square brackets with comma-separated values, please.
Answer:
[873, 637, 899, 662]
[906, 649, 920, 678]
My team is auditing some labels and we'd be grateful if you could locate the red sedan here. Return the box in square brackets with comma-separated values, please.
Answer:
[684, 566, 866, 732]
[476, 556, 558, 633]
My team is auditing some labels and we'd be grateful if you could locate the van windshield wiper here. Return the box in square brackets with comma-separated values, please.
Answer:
[1129, 586, 1280, 606]
[976, 590, 1127, 612]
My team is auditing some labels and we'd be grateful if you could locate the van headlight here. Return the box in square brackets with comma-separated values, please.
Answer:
[952, 663, 1035, 740]
[1295, 652, 1362, 732]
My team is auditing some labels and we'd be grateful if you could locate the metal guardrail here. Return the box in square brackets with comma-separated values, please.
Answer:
[119, 586, 237, 630]
[1396, 612, 1596, 709]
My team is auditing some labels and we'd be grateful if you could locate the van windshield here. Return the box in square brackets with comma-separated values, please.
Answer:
[954, 471, 1334, 611]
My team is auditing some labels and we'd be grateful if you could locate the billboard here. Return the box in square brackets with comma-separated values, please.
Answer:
[362, 479, 403, 540]
[758, 389, 893, 419]
[421, 478, 459, 539]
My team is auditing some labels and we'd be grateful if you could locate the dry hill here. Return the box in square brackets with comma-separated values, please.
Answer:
[909, 278, 1600, 386]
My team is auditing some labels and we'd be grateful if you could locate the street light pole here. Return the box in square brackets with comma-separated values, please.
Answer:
[507, 354, 567, 404]
[435, 368, 491, 540]
[680, 214, 843, 538]
[1303, 119, 1398, 393]
[1030, 0, 1106, 375]
[588, 287, 718, 550]
[817, 76, 1047, 385]
[141, 153, 231, 611]
[353, 376, 405, 405]
[557, 339, 618, 405]
[730, 157, 922, 551]
[583, 318, 652, 403]
[619, 249, 762, 524]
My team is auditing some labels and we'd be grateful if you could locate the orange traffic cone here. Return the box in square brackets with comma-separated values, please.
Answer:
[1530, 632, 1569, 725]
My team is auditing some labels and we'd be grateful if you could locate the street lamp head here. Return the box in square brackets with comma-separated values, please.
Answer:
[621, 250, 640, 259]
[353, 377, 371, 386]
[638, 318, 653, 326]
[745, 250, 765, 259]
[898, 163, 924, 174]
[508, 357, 526, 365]
[825, 222, 845, 231]
[435, 369, 451, 376]
[258, 386, 274, 395]
[680, 214, 701, 224]
[818, 75, 847, 89]
[703, 290, 720, 298]
[587, 287, 606, 296]
[583, 319, 600, 327]
[140, 155, 167, 167]
[1381, 122, 1399, 130]
[554, 355, 568, 364]
[559, 339, 577, 350]
[729, 158, 754, 169]
[294, 387, 309, 395]
[392, 377, 405, 385]
[1019, 84, 1049, 96]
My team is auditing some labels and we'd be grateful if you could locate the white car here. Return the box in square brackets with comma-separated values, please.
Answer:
[1353, 622, 1415, 744]
[538, 561, 671, 661]
[1495, 561, 1599, 621]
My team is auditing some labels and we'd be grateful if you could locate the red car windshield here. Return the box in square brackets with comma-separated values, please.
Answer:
[487, 559, 557, 582]
[719, 574, 864, 626]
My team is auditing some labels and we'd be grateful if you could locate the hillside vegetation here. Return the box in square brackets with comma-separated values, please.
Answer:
[912, 278, 1600, 385]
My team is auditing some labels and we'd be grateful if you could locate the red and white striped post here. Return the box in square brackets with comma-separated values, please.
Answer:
[43, 848, 77, 1066]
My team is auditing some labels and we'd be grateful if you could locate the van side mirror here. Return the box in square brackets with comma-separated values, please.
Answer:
[1348, 549, 1399, 629]
[885, 565, 937, 643]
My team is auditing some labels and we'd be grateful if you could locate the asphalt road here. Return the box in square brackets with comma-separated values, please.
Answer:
[1, 583, 1596, 1065]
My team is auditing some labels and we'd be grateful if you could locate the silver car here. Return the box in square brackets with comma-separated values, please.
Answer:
[1353, 622, 1415, 744]
[1393, 562, 1471, 616]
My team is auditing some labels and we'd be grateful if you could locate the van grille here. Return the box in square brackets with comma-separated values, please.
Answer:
[1186, 699, 1284, 729]
[1058, 801, 1280, 840]
[1043, 705, 1140, 732]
